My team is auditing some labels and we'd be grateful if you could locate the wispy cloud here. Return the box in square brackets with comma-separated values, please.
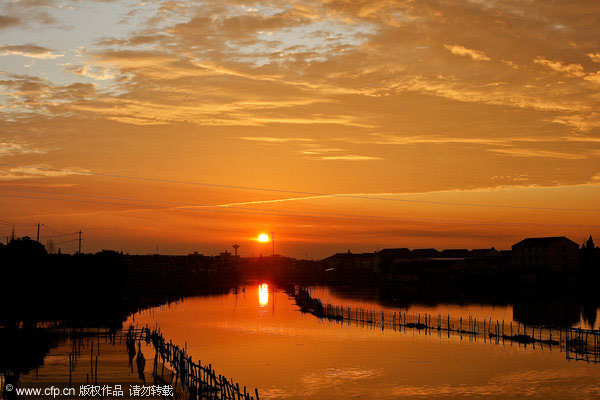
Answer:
[587, 52, 600, 63]
[550, 113, 600, 131]
[1, 0, 600, 228]
[319, 155, 383, 161]
[297, 148, 344, 155]
[0, 15, 20, 30]
[534, 57, 585, 77]
[501, 59, 519, 69]
[63, 63, 116, 81]
[583, 71, 600, 85]
[444, 44, 490, 61]
[0, 44, 62, 59]
[238, 136, 315, 143]
[359, 134, 508, 146]
[0, 182, 77, 188]
[488, 148, 588, 160]
[0, 141, 46, 157]
[0, 165, 88, 181]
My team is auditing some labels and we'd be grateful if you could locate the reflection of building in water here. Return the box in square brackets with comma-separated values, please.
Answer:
[513, 298, 580, 327]
[581, 303, 598, 329]
[511, 236, 579, 271]
[258, 283, 269, 307]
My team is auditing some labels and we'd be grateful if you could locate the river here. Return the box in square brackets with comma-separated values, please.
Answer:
[125, 283, 600, 399]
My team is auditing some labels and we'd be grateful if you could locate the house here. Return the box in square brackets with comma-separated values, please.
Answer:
[411, 248, 440, 259]
[375, 248, 412, 264]
[439, 249, 470, 259]
[511, 237, 579, 271]
[470, 247, 499, 258]
[322, 250, 376, 271]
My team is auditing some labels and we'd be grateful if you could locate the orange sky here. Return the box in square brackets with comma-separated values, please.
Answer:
[1, 0, 599, 257]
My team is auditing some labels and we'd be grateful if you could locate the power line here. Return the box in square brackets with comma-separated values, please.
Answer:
[53, 238, 79, 245]
[0, 218, 78, 239]
[39, 232, 79, 239]
[0, 163, 598, 213]
[0, 192, 598, 228]
[41, 223, 70, 235]
[0, 218, 34, 227]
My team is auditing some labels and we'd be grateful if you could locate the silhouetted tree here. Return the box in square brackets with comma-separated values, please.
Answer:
[2, 236, 47, 257]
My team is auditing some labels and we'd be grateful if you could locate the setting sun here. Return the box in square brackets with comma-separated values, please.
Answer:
[257, 234, 269, 243]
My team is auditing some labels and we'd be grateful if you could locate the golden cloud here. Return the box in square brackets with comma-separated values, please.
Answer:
[444, 44, 490, 61]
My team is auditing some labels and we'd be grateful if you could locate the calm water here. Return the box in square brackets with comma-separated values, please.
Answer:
[126, 285, 600, 399]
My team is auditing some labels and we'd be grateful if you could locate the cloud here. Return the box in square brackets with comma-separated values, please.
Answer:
[583, 71, 600, 85]
[298, 148, 344, 155]
[0, 72, 98, 114]
[444, 44, 490, 61]
[587, 52, 600, 63]
[0, 165, 88, 181]
[501, 59, 519, 69]
[388, 75, 587, 114]
[359, 134, 508, 146]
[551, 113, 600, 131]
[533, 57, 585, 77]
[319, 155, 383, 161]
[0, 182, 77, 188]
[238, 136, 315, 143]
[0, 44, 62, 59]
[487, 148, 588, 160]
[0, 0, 599, 199]
[0, 15, 20, 29]
[62, 63, 116, 81]
[0, 141, 46, 157]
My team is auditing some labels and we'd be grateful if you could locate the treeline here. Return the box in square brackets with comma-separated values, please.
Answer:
[0, 240, 231, 328]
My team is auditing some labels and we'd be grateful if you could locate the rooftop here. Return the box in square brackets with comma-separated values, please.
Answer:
[512, 236, 576, 247]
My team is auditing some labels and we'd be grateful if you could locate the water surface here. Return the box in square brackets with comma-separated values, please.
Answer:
[126, 284, 600, 399]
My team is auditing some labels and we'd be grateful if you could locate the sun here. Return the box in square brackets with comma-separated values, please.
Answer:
[257, 233, 269, 242]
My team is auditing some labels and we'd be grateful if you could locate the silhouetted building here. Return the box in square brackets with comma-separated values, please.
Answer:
[498, 250, 512, 257]
[411, 248, 440, 259]
[511, 236, 579, 271]
[376, 248, 412, 264]
[323, 250, 376, 271]
[470, 247, 499, 258]
[439, 249, 470, 259]
[581, 235, 600, 273]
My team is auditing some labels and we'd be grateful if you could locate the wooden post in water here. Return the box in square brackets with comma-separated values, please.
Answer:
[483, 319, 487, 337]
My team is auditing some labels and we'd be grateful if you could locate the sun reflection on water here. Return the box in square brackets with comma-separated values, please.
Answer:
[258, 283, 269, 307]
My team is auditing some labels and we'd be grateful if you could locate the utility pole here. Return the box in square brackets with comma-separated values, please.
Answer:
[36, 222, 40, 242]
[78, 230, 82, 254]
[11, 225, 15, 242]
[271, 231, 275, 256]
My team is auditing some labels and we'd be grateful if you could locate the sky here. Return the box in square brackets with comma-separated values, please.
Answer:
[1, 0, 599, 258]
